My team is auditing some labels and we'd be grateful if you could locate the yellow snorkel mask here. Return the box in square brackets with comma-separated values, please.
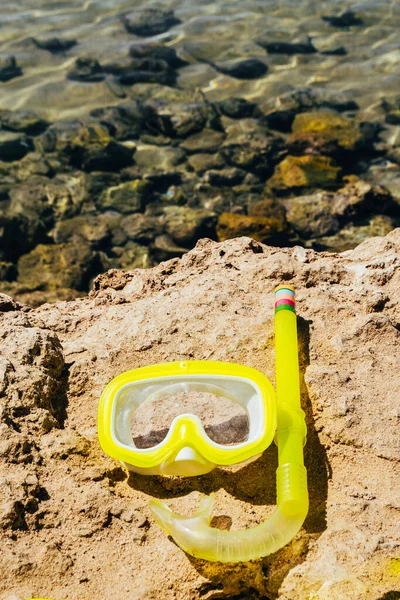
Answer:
[98, 285, 308, 562]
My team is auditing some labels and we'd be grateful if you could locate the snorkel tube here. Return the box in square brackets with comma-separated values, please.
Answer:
[149, 285, 308, 562]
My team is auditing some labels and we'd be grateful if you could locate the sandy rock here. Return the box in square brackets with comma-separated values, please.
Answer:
[0, 231, 399, 599]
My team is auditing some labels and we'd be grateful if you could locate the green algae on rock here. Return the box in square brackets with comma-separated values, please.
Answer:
[98, 179, 151, 214]
[268, 155, 342, 192]
[17, 243, 102, 291]
[291, 111, 366, 152]
[217, 212, 287, 243]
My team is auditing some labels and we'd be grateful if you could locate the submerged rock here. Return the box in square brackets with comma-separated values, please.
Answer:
[262, 88, 359, 132]
[0, 133, 33, 162]
[89, 101, 157, 141]
[288, 111, 370, 158]
[112, 240, 153, 270]
[163, 206, 217, 246]
[211, 59, 268, 80]
[322, 10, 364, 28]
[0, 261, 17, 282]
[0, 56, 22, 82]
[268, 155, 342, 192]
[187, 152, 225, 173]
[32, 37, 77, 53]
[0, 110, 49, 136]
[98, 180, 152, 214]
[67, 58, 105, 83]
[41, 121, 135, 172]
[17, 242, 101, 291]
[129, 43, 188, 69]
[282, 180, 398, 241]
[316, 214, 396, 251]
[51, 215, 111, 248]
[257, 38, 317, 55]
[162, 101, 222, 138]
[203, 167, 246, 187]
[217, 212, 287, 242]
[122, 8, 181, 37]
[180, 129, 225, 154]
[221, 134, 284, 179]
[102, 56, 178, 87]
[217, 98, 259, 120]
[121, 213, 163, 243]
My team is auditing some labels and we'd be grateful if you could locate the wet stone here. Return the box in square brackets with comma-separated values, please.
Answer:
[15, 152, 54, 179]
[82, 141, 135, 173]
[32, 37, 77, 53]
[283, 192, 340, 238]
[121, 214, 163, 243]
[0, 56, 22, 82]
[204, 168, 246, 187]
[112, 59, 177, 87]
[89, 101, 156, 141]
[217, 98, 259, 120]
[263, 88, 359, 128]
[0, 110, 49, 136]
[180, 129, 225, 154]
[67, 58, 105, 83]
[17, 243, 101, 291]
[129, 43, 188, 69]
[0, 262, 17, 282]
[268, 155, 342, 193]
[188, 153, 225, 174]
[165, 102, 222, 138]
[0, 133, 33, 162]
[257, 38, 317, 55]
[385, 111, 400, 126]
[217, 212, 287, 243]
[152, 233, 189, 261]
[221, 135, 284, 179]
[212, 59, 268, 80]
[163, 206, 217, 246]
[111, 241, 152, 270]
[122, 8, 181, 37]
[98, 180, 152, 214]
[51, 216, 111, 248]
[134, 145, 186, 172]
[247, 198, 287, 225]
[290, 111, 366, 153]
[322, 10, 364, 28]
[315, 215, 395, 253]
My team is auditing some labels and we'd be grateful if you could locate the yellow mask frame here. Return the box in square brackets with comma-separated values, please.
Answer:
[98, 360, 277, 476]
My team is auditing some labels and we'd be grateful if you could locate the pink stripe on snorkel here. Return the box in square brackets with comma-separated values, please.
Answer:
[275, 298, 295, 308]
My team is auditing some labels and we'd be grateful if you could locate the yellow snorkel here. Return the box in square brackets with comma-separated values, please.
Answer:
[149, 285, 308, 562]
[98, 285, 308, 562]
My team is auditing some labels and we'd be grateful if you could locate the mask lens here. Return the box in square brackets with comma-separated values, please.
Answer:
[131, 383, 249, 449]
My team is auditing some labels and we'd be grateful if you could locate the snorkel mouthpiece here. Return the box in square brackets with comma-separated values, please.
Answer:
[149, 285, 308, 562]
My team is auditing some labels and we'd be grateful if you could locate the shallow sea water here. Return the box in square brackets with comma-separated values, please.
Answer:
[1, 0, 400, 121]
[1, 1, 400, 305]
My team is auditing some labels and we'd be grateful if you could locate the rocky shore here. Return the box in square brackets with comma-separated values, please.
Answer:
[1, 2, 400, 306]
[0, 231, 399, 599]
[1, 82, 400, 305]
